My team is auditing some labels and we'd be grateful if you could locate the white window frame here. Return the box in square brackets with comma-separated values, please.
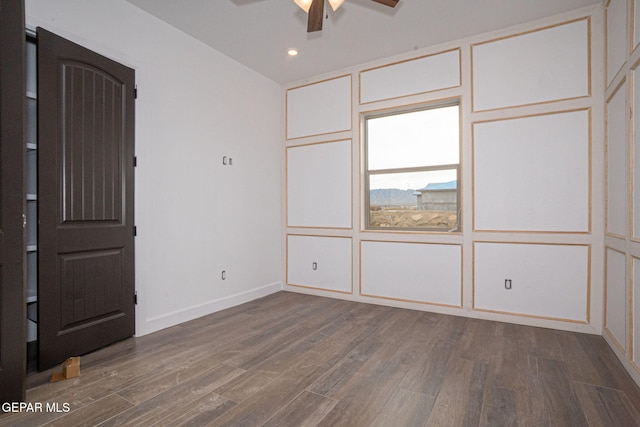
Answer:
[363, 100, 461, 232]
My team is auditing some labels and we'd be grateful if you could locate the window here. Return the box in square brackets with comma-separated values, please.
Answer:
[364, 102, 460, 231]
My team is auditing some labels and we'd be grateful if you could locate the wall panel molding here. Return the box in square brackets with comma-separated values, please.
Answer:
[472, 18, 590, 112]
[359, 49, 461, 105]
[286, 75, 352, 140]
[473, 109, 590, 233]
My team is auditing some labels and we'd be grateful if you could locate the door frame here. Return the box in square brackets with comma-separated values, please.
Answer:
[0, 0, 27, 403]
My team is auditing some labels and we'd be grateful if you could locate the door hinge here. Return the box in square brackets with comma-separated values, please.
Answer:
[134, 292, 138, 305]
[134, 85, 138, 99]
[133, 226, 137, 237]
[133, 156, 137, 167]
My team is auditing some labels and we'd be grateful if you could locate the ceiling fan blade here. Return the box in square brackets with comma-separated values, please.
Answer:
[307, 0, 324, 32]
[370, 0, 399, 7]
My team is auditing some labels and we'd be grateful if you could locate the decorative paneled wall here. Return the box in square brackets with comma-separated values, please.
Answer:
[471, 19, 590, 112]
[607, 0, 627, 85]
[603, 0, 640, 386]
[474, 242, 589, 322]
[360, 241, 461, 307]
[359, 49, 461, 104]
[632, 255, 640, 369]
[607, 82, 628, 237]
[633, 67, 640, 240]
[287, 140, 352, 229]
[284, 5, 601, 337]
[606, 248, 628, 351]
[286, 75, 351, 139]
[473, 110, 590, 232]
[467, 12, 593, 328]
[287, 235, 352, 294]
[635, 0, 640, 49]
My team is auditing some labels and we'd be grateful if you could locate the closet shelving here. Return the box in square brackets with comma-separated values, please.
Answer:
[25, 36, 37, 343]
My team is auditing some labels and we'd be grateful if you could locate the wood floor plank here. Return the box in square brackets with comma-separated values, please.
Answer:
[305, 309, 368, 342]
[526, 326, 569, 361]
[306, 338, 386, 398]
[315, 361, 407, 427]
[390, 318, 442, 368]
[364, 309, 433, 365]
[425, 357, 488, 427]
[212, 363, 329, 426]
[3, 291, 639, 427]
[27, 323, 191, 389]
[457, 318, 498, 363]
[239, 298, 327, 347]
[515, 353, 548, 427]
[479, 386, 518, 427]
[300, 322, 371, 368]
[227, 325, 314, 371]
[430, 311, 468, 344]
[555, 331, 623, 390]
[0, 394, 133, 427]
[149, 392, 236, 427]
[97, 364, 245, 426]
[485, 329, 531, 392]
[399, 337, 455, 397]
[574, 332, 640, 409]
[252, 338, 320, 375]
[370, 387, 434, 427]
[574, 381, 640, 426]
[262, 390, 338, 427]
[23, 340, 198, 410]
[115, 350, 235, 405]
[0, 404, 66, 427]
[43, 394, 134, 427]
[291, 299, 354, 333]
[27, 340, 208, 406]
[533, 356, 590, 426]
[172, 313, 257, 346]
[214, 368, 281, 403]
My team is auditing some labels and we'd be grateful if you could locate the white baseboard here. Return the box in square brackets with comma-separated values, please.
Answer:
[135, 281, 283, 336]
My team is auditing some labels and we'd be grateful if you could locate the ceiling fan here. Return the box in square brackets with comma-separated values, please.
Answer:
[294, 0, 399, 32]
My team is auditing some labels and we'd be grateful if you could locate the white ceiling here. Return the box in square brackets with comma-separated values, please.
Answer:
[126, 0, 601, 84]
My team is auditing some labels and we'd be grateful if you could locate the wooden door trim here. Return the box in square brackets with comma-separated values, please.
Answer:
[0, 0, 27, 403]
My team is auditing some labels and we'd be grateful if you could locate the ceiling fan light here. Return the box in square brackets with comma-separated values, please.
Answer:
[328, 0, 345, 11]
[294, 0, 313, 13]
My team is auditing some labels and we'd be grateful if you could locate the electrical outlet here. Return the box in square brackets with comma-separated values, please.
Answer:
[505, 279, 512, 290]
[221, 270, 227, 280]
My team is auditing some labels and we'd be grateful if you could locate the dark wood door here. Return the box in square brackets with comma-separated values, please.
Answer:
[0, 0, 27, 404]
[37, 28, 136, 369]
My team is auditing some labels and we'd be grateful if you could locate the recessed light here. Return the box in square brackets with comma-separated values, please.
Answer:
[288, 48, 299, 56]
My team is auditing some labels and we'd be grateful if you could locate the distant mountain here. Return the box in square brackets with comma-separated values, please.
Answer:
[370, 188, 417, 206]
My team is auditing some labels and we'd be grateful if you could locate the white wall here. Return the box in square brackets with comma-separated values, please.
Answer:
[26, 0, 283, 336]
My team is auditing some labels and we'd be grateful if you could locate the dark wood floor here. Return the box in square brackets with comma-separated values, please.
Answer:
[3, 291, 640, 426]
